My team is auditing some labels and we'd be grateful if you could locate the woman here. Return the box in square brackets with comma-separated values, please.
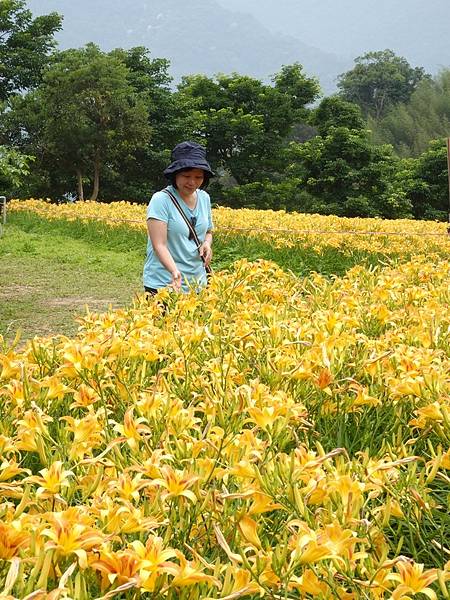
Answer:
[143, 141, 214, 294]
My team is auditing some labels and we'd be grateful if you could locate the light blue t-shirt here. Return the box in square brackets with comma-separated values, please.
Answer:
[143, 186, 214, 292]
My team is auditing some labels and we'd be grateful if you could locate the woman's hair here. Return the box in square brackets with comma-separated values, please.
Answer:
[167, 168, 211, 190]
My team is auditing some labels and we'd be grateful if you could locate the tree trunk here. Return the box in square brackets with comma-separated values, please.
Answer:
[89, 155, 100, 201]
[76, 170, 84, 201]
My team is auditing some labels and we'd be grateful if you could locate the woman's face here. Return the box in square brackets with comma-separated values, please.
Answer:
[175, 168, 205, 194]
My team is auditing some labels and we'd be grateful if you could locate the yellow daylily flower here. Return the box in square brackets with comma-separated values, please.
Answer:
[0, 351, 22, 380]
[327, 474, 365, 515]
[41, 376, 71, 400]
[320, 521, 362, 562]
[131, 535, 177, 571]
[409, 402, 444, 428]
[97, 498, 162, 534]
[27, 461, 74, 499]
[0, 458, 30, 482]
[166, 550, 220, 589]
[249, 491, 283, 515]
[387, 559, 438, 600]
[149, 466, 199, 503]
[289, 568, 329, 596]
[237, 514, 262, 549]
[113, 408, 151, 451]
[62, 413, 104, 460]
[15, 408, 53, 453]
[245, 406, 283, 430]
[132, 536, 177, 593]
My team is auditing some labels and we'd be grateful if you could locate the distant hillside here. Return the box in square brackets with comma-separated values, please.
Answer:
[217, 0, 450, 74]
[27, 0, 348, 93]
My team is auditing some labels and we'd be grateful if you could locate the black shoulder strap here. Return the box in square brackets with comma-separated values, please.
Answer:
[163, 188, 212, 274]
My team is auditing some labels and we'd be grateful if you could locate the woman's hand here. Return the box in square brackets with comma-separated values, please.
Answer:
[148, 219, 182, 292]
[170, 269, 182, 292]
[199, 241, 212, 266]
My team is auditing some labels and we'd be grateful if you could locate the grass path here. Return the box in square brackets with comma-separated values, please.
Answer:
[0, 216, 143, 343]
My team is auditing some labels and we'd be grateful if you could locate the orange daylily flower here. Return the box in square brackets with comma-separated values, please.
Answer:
[0, 521, 30, 559]
[41, 511, 105, 568]
[70, 383, 100, 408]
[90, 549, 141, 591]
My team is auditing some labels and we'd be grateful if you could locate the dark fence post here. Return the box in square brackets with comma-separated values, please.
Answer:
[0, 196, 6, 237]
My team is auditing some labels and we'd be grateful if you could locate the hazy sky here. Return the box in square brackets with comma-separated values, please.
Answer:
[216, 0, 450, 72]
[27, 0, 450, 92]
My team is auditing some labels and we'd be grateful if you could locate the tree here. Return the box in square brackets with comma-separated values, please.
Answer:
[107, 47, 204, 199]
[0, 0, 62, 101]
[1, 44, 203, 201]
[312, 96, 365, 137]
[272, 63, 321, 114]
[337, 50, 429, 119]
[397, 139, 449, 220]
[370, 69, 450, 157]
[178, 64, 320, 185]
[288, 127, 412, 218]
[21, 44, 150, 200]
[0, 145, 33, 190]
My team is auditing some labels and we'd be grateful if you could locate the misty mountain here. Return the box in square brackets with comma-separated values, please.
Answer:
[27, 0, 348, 93]
[216, 0, 450, 74]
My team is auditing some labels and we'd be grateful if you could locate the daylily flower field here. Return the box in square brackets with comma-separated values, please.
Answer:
[1, 200, 450, 599]
[8, 199, 450, 256]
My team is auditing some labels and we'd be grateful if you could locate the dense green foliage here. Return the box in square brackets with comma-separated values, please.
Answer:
[3, 45, 154, 200]
[0, 0, 62, 100]
[0, 1, 448, 221]
[178, 64, 320, 185]
[287, 128, 412, 218]
[0, 145, 33, 188]
[396, 139, 450, 220]
[370, 70, 450, 157]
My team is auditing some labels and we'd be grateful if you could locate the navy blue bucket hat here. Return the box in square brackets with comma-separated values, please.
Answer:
[163, 141, 214, 177]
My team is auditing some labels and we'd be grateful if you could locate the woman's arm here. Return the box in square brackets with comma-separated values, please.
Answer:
[148, 218, 182, 291]
[199, 231, 213, 266]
